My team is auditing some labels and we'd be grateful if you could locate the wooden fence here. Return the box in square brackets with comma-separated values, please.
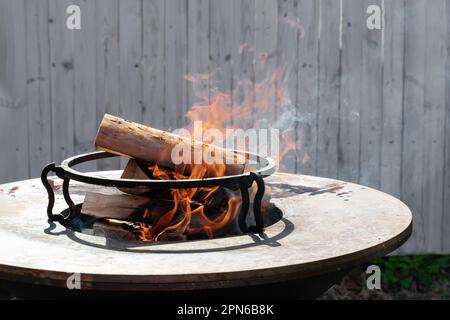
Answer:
[0, 0, 449, 254]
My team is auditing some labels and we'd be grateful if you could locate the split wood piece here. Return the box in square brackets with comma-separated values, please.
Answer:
[119, 159, 151, 195]
[81, 190, 231, 224]
[95, 114, 246, 177]
[81, 192, 177, 222]
[93, 219, 137, 241]
[119, 159, 181, 198]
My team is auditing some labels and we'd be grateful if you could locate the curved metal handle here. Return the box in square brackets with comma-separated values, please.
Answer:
[41, 163, 69, 223]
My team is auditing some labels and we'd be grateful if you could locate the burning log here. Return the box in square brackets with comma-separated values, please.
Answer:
[95, 114, 246, 177]
[81, 188, 233, 226]
[81, 187, 242, 241]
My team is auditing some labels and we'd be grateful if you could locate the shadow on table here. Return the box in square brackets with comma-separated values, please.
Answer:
[267, 182, 345, 199]
[43, 216, 295, 254]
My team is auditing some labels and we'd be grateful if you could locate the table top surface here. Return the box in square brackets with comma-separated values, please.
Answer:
[0, 172, 412, 290]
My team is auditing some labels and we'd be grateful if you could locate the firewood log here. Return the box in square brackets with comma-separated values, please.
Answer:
[95, 114, 246, 177]
[81, 192, 174, 222]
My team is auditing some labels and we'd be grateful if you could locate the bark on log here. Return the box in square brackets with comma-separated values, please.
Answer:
[95, 114, 246, 176]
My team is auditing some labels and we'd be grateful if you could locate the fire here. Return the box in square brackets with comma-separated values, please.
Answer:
[137, 162, 240, 241]
[184, 62, 299, 168]
[186, 65, 290, 132]
[136, 47, 303, 241]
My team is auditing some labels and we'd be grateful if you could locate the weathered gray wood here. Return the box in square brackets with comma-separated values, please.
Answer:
[401, 0, 426, 253]
[422, 0, 446, 253]
[95, 0, 120, 170]
[338, 0, 363, 183]
[209, 0, 234, 127]
[316, 0, 340, 178]
[165, 0, 188, 130]
[255, 0, 278, 123]
[143, 0, 165, 130]
[296, 0, 320, 176]
[276, 0, 299, 172]
[359, 0, 383, 189]
[380, 0, 404, 199]
[73, 0, 97, 172]
[48, 0, 75, 165]
[381, 0, 405, 255]
[119, 0, 142, 168]
[25, 0, 52, 178]
[119, 0, 142, 123]
[444, 0, 450, 253]
[0, 0, 29, 183]
[187, 0, 210, 123]
[232, 0, 255, 130]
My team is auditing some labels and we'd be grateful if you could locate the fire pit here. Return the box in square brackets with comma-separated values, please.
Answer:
[36, 114, 284, 243]
[0, 170, 412, 299]
[41, 150, 276, 240]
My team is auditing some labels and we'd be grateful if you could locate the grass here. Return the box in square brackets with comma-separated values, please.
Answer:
[320, 255, 450, 300]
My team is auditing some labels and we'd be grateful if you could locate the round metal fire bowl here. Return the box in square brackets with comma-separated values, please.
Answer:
[54, 150, 276, 189]
[40, 150, 276, 230]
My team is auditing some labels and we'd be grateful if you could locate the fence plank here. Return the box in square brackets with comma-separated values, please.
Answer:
[380, 0, 404, 199]
[142, 0, 165, 130]
[255, 0, 278, 122]
[48, 0, 75, 165]
[276, 0, 299, 172]
[187, 0, 210, 126]
[119, 0, 142, 124]
[338, 0, 362, 182]
[316, 0, 340, 178]
[73, 0, 97, 171]
[95, 0, 120, 170]
[444, 0, 450, 253]
[25, 0, 52, 178]
[231, 0, 255, 130]
[209, 0, 234, 128]
[359, 0, 383, 188]
[119, 0, 142, 167]
[0, 0, 28, 183]
[254, 0, 278, 170]
[296, 0, 320, 176]
[422, 0, 446, 253]
[401, 0, 426, 253]
[165, 0, 188, 130]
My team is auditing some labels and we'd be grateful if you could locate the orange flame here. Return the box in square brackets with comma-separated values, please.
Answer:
[136, 49, 304, 241]
[137, 162, 239, 241]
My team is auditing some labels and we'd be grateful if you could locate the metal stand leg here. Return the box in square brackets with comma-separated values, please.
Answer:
[41, 163, 57, 221]
[238, 184, 250, 233]
[62, 177, 76, 222]
[41, 163, 75, 225]
[249, 172, 265, 235]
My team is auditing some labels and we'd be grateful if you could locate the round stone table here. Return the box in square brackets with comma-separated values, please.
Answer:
[0, 172, 412, 299]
